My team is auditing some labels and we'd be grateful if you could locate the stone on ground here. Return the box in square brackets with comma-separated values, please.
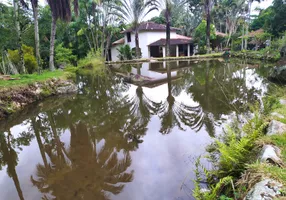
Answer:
[260, 145, 283, 166]
[267, 120, 286, 136]
[244, 179, 282, 200]
[280, 99, 286, 105]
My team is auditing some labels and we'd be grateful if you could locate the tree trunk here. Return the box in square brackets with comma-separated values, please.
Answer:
[101, 20, 106, 57]
[85, 32, 93, 52]
[241, 23, 244, 50]
[104, 34, 111, 60]
[165, 10, 171, 57]
[32, 3, 42, 74]
[13, 0, 26, 74]
[244, 1, 252, 50]
[85, 3, 96, 52]
[135, 28, 140, 59]
[49, 15, 57, 71]
[205, 0, 211, 54]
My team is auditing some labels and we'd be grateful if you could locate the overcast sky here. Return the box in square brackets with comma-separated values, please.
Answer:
[2, 0, 274, 19]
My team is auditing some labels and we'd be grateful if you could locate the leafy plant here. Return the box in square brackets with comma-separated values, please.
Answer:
[8, 45, 38, 74]
[117, 45, 134, 60]
[55, 43, 77, 66]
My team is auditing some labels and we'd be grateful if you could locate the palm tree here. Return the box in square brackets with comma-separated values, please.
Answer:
[13, 0, 26, 73]
[31, 0, 42, 73]
[114, 0, 158, 58]
[204, 0, 211, 53]
[46, 0, 78, 71]
[158, 63, 205, 134]
[31, 122, 134, 199]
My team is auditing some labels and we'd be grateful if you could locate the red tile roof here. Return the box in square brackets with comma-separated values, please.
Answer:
[148, 34, 193, 46]
[239, 29, 264, 38]
[121, 22, 179, 33]
[112, 38, 125, 46]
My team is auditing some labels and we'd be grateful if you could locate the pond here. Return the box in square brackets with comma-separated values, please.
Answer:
[0, 59, 272, 200]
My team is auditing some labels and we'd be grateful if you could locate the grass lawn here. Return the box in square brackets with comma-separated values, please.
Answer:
[0, 70, 66, 88]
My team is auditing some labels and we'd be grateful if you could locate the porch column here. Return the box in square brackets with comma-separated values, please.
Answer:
[176, 45, 179, 57]
[148, 46, 150, 58]
[187, 44, 190, 56]
[162, 46, 166, 57]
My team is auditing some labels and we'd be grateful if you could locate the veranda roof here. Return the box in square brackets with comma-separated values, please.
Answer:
[148, 35, 193, 46]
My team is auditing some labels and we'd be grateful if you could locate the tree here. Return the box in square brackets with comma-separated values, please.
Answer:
[204, 0, 211, 53]
[31, 0, 42, 73]
[46, 0, 78, 71]
[270, 0, 286, 36]
[13, 0, 26, 73]
[114, 0, 158, 58]
[194, 20, 216, 53]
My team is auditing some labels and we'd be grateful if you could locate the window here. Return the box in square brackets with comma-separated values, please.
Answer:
[127, 32, 131, 42]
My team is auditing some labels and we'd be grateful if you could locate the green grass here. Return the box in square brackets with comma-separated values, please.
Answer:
[0, 70, 66, 88]
[252, 133, 286, 185]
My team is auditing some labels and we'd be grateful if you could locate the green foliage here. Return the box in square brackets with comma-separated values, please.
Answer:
[251, 7, 274, 31]
[262, 95, 281, 115]
[77, 52, 105, 76]
[193, 157, 234, 200]
[195, 111, 268, 199]
[149, 16, 166, 24]
[194, 20, 216, 52]
[117, 45, 135, 60]
[251, 0, 286, 37]
[55, 43, 76, 66]
[8, 45, 38, 74]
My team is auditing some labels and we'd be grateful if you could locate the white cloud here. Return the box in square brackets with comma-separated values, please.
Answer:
[252, 0, 273, 15]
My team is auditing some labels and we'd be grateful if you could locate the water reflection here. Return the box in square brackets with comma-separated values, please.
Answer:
[0, 59, 271, 200]
[119, 59, 268, 136]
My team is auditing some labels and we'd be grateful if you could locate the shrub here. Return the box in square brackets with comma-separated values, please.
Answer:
[55, 43, 76, 66]
[8, 45, 38, 74]
[117, 45, 134, 60]
[77, 52, 105, 76]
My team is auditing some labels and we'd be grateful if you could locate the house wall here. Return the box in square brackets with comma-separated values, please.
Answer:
[111, 31, 178, 61]
[125, 31, 177, 59]
[111, 45, 121, 61]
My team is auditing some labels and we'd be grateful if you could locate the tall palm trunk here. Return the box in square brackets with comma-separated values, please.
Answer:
[85, 3, 96, 52]
[49, 15, 57, 71]
[244, 1, 252, 50]
[205, 0, 211, 54]
[13, 0, 26, 74]
[101, 22, 106, 57]
[32, 3, 42, 73]
[241, 23, 244, 50]
[165, 9, 171, 57]
[135, 27, 140, 58]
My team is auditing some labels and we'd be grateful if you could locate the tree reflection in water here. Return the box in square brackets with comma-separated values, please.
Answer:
[126, 60, 266, 136]
[27, 74, 143, 199]
[0, 59, 269, 199]
[0, 129, 34, 200]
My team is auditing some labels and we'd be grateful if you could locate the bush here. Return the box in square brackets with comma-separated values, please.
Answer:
[77, 52, 105, 76]
[117, 45, 134, 60]
[8, 45, 38, 74]
[55, 43, 76, 66]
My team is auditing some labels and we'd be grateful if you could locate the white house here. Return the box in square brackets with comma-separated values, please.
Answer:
[110, 22, 194, 61]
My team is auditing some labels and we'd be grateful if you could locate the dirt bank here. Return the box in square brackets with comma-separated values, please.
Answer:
[0, 78, 77, 120]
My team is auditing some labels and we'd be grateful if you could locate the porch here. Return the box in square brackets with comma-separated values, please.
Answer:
[148, 36, 194, 58]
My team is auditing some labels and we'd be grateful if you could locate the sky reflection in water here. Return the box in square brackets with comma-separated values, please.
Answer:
[0, 59, 271, 200]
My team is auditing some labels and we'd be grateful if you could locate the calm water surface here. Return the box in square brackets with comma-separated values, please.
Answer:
[0, 59, 271, 200]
